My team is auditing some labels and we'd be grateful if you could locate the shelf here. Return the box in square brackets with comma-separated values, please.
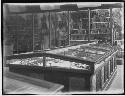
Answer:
[92, 22, 110, 23]
[90, 28, 100, 30]
[105, 17, 110, 18]
[71, 34, 87, 35]
[71, 29, 87, 30]
[91, 9, 110, 11]
[79, 10, 88, 11]
[90, 33, 110, 35]
[72, 29, 79, 30]
[7, 25, 25, 26]
[81, 29, 87, 30]
[71, 10, 88, 13]
[91, 17, 110, 19]
[8, 29, 24, 31]
[70, 40, 88, 41]
[82, 18, 89, 19]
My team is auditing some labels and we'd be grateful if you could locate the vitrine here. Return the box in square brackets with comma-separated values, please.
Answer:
[6, 42, 119, 92]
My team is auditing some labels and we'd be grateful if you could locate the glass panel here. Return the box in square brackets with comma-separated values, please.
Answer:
[101, 67, 104, 88]
[38, 13, 50, 50]
[46, 57, 90, 70]
[7, 57, 43, 66]
[47, 44, 106, 62]
[90, 9, 111, 43]
[50, 11, 69, 48]
[56, 11, 69, 47]
[70, 11, 89, 45]
[69, 77, 86, 91]
[110, 58, 114, 74]
[114, 57, 116, 68]
[6, 14, 33, 53]
[50, 12, 58, 48]
[108, 60, 111, 76]
[96, 69, 102, 91]
[33, 14, 41, 51]
[104, 63, 109, 83]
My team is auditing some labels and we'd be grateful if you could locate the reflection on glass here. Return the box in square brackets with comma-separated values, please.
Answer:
[6, 14, 34, 53]
[48, 45, 106, 61]
[53, 11, 69, 47]
[7, 57, 43, 66]
[46, 57, 90, 70]
[39, 13, 50, 50]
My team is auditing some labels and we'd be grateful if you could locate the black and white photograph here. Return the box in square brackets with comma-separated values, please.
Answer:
[2, 2, 124, 95]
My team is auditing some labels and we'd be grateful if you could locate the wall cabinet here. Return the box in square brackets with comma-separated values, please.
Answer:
[6, 5, 122, 53]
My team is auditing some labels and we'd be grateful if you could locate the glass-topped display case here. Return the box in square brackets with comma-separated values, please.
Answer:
[90, 9, 111, 43]
[6, 13, 34, 53]
[4, 3, 122, 92]
[6, 42, 118, 92]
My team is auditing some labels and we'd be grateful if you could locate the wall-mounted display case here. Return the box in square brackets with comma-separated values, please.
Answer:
[5, 4, 122, 54]
[6, 14, 34, 53]
[90, 9, 111, 42]
[69, 10, 89, 45]
[6, 42, 119, 92]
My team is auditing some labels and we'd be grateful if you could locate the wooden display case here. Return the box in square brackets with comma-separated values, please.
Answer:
[6, 43, 119, 92]
[69, 5, 122, 46]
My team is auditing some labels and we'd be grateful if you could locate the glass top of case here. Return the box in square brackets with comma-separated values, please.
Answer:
[47, 43, 111, 62]
[7, 43, 113, 71]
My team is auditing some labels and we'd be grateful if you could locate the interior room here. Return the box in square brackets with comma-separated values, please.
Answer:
[3, 2, 124, 94]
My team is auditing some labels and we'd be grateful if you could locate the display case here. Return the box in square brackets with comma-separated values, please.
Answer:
[50, 11, 69, 48]
[69, 5, 122, 46]
[69, 10, 89, 45]
[90, 9, 111, 43]
[6, 42, 119, 92]
[6, 11, 70, 53]
[112, 8, 122, 42]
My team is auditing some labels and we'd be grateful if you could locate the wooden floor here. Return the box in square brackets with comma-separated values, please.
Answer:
[4, 77, 49, 94]
[3, 65, 124, 94]
[3, 68, 64, 94]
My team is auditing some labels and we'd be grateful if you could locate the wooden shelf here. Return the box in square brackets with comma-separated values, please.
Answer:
[91, 28, 101, 30]
[90, 40, 96, 41]
[91, 9, 110, 11]
[71, 10, 88, 13]
[71, 29, 87, 30]
[91, 17, 110, 19]
[92, 22, 110, 23]
[7, 25, 25, 26]
[90, 33, 110, 35]
[105, 17, 110, 18]
[72, 29, 79, 30]
[71, 34, 87, 35]
[70, 40, 88, 41]
[82, 18, 89, 19]
[81, 29, 87, 30]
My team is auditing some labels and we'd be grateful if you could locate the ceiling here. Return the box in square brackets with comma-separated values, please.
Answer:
[4, 2, 123, 13]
